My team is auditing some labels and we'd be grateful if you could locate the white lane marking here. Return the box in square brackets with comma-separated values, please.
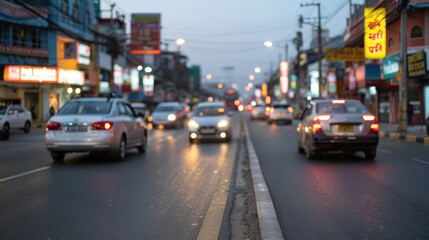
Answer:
[0, 166, 50, 183]
[413, 158, 429, 166]
[377, 148, 391, 154]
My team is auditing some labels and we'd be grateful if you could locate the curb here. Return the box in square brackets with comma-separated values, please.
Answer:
[379, 131, 429, 145]
[243, 121, 284, 240]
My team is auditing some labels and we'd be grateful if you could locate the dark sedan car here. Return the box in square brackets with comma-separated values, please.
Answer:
[296, 99, 379, 160]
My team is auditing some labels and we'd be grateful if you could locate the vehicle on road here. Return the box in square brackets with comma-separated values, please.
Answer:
[296, 99, 379, 160]
[151, 101, 186, 129]
[267, 102, 294, 125]
[222, 88, 240, 111]
[131, 102, 150, 122]
[0, 104, 32, 140]
[250, 103, 268, 120]
[187, 101, 232, 143]
[45, 97, 148, 162]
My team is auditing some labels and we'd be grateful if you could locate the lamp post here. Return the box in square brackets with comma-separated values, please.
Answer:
[263, 41, 289, 62]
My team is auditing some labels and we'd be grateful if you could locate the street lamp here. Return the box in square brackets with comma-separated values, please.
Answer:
[263, 41, 289, 62]
[176, 38, 185, 51]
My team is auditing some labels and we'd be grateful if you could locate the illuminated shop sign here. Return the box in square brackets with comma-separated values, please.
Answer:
[78, 43, 91, 65]
[143, 74, 154, 96]
[364, 7, 386, 59]
[279, 61, 289, 95]
[4, 65, 57, 83]
[407, 51, 427, 78]
[58, 69, 84, 85]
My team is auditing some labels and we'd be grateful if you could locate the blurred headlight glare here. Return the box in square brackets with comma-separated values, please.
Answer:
[167, 114, 176, 121]
[217, 120, 228, 128]
[188, 120, 199, 128]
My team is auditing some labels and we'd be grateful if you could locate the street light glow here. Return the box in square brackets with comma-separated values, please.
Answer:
[254, 67, 261, 73]
[206, 74, 212, 80]
[137, 65, 143, 71]
[176, 38, 185, 45]
[249, 74, 255, 80]
[264, 41, 273, 47]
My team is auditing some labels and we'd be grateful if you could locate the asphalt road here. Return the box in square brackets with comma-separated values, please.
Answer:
[245, 113, 429, 240]
[0, 115, 247, 240]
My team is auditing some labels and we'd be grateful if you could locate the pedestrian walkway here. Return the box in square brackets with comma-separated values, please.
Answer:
[379, 123, 429, 145]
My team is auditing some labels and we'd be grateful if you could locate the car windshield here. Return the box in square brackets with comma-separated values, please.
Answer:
[272, 104, 290, 109]
[58, 102, 112, 115]
[0, 106, 6, 114]
[154, 106, 178, 112]
[316, 102, 368, 114]
[195, 105, 227, 116]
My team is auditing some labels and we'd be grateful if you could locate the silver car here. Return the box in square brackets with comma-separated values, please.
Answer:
[187, 102, 232, 143]
[0, 104, 32, 140]
[151, 102, 185, 129]
[296, 99, 379, 160]
[267, 102, 294, 125]
[45, 97, 148, 162]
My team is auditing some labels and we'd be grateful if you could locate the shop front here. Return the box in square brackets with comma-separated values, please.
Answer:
[1, 65, 85, 124]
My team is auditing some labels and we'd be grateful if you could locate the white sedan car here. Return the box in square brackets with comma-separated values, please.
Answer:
[187, 102, 232, 143]
[45, 97, 147, 162]
[0, 104, 32, 140]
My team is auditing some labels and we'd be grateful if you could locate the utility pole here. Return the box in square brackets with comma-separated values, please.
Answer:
[301, 2, 323, 98]
[398, 1, 409, 133]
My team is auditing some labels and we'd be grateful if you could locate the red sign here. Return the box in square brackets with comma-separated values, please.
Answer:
[131, 13, 161, 55]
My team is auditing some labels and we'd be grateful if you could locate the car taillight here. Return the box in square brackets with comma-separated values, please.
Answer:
[362, 115, 379, 133]
[46, 121, 62, 131]
[312, 115, 330, 133]
[92, 121, 114, 130]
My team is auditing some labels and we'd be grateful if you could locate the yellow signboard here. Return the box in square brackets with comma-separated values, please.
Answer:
[326, 48, 365, 61]
[364, 7, 386, 59]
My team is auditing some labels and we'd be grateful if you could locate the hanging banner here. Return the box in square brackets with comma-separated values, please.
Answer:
[364, 7, 386, 59]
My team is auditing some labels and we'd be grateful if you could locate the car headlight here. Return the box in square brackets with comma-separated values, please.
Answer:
[188, 120, 199, 128]
[217, 120, 228, 128]
[167, 114, 177, 121]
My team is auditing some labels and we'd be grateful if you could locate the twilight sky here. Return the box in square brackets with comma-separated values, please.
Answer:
[100, 0, 363, 89]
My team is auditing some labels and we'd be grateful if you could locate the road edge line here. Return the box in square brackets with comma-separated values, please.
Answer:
[243, 120, 284, 240]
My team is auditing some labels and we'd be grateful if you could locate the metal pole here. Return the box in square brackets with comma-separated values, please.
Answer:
[317, 3, 323, 98]
[285, 43, 288, 62]
[398, 2, 408, 133]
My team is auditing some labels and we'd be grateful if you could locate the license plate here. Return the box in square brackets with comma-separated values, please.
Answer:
[65, 125, 87, 132]
[200, 128, 216, 134]
[338, 125, 354, 133]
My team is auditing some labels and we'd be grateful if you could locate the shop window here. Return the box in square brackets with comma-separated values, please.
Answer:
[72, 0, 79, 20]
[411, 26, 423, 38]
[0, 22, 4, 45]
[12, 26, 27, 47]
[388, 37, 394, 47]
[61, 0, 68, 15]
[31, 28, 41, 48]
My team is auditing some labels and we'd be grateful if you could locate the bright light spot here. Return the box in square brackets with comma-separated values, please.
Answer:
[167, 114, 176, 121]
[176, 38, 185, 45]
[188, 120, 199, 128]
[238, 105, 244, 111]
[234, 100, 240, 106]
[307, 96, 312, 101]
[67, 87, 73, 94]
[75, 88, 81, 94]
[254, 67, 261, 73]
[217, 83, 223, 89]
[137, 65, 143, 71]
[220, 132, 227, 138]
[144, 66, 152, 73]
[249, 75, 255, 80]
[208, 96, 214, 102]
[190, 133, 198, 139]
[206, 74, 212, 80]
[247, 83, 254, 88]
[217, 120, 228, 128]
[264, 41, 273, 47]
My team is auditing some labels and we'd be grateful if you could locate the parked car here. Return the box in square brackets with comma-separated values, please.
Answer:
[250, 104, 268, 120]
[131, 102, 150, 122]
[296, 99, 379, 160]
[267, 102, 294, 125]
[45, 97, 148, 162]
[0, 104, 32, 140]
[151, 102, 186, 129]
[187, 101, 232, 143]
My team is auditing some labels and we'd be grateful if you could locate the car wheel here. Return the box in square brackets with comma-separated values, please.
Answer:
[23, 121, 31, 133]
[305, 138, 316, 160]
[114, 137, 127, 161]
[2, 123, 10, 140]
[297, 140, 305, 153]
[137, 133, 147, 154]
[51, 152, 65, 163]
[364, 149, 376, 161]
